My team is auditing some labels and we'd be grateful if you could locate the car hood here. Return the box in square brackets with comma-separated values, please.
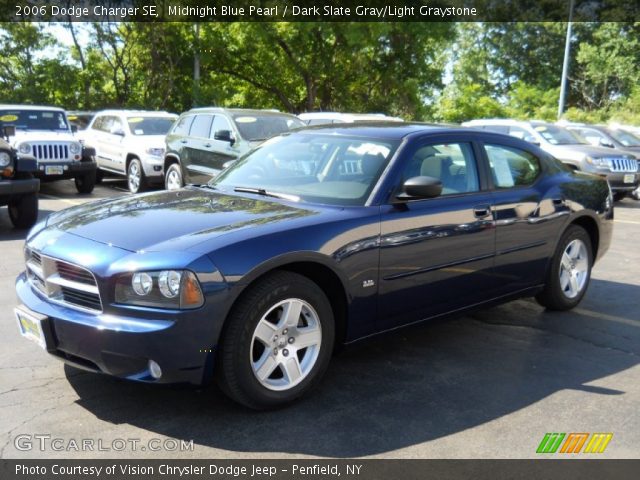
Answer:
[42, 188, 322, 252]
[10, 131, 77, 146]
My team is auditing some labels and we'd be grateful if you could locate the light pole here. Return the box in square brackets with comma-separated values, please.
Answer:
[558, 0, 575, 120]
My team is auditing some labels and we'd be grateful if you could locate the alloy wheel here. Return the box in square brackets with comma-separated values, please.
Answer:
[559, 239, 589, 299]
[128, 161, 141, 192]
[250, 298, 322, 391]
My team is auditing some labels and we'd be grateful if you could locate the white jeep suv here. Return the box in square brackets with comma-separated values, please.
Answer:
[80, 110, 177, 193]
[0, 105, 97, 193]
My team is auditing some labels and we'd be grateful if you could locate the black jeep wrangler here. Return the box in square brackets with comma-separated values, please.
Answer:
[0, 127, 39, 228]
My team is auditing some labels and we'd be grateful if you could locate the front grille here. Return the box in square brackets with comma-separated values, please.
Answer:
[32, 143, 70, 161]
[26, 250, 102, 312]
[609, 157, 637, 172]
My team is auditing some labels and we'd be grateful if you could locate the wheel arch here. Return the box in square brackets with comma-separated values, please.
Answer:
[570, 214, 600, 260]
[125, 153, 140, 172]
[222, 254, 350, 349]
[163, 153, 180, 173]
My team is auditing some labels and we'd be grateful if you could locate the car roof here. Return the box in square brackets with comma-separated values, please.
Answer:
[0, 104, 64, 112]
[298, 112, 402, 121]
[185, 107, 298, 118]
[294, 122, 481, 140]
[94, 110, 177, 117]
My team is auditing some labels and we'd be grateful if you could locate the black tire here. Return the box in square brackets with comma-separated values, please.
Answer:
[74, 169, 96, 194]
[612, 192, 626, 202]
[127, 158, 147, 194]
[8, 193, 38, 229]
[217, 271, 335, 410]
[164, 163, 183, 190]
[535, 225, 593, 311]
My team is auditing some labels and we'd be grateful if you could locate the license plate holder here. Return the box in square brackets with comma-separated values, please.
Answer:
[623, 173, 635, 184]
[15, 306, 48, 350]
[45, 165, 64, 175]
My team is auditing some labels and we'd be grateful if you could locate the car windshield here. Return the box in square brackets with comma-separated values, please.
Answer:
[209, 133, 399, 206]
[533, 124, 587, 145]
[608, 129, 640, 147]
[231, 114, 305, 142]
[0, 109, 69, 132]
[127, 116, 176, 135]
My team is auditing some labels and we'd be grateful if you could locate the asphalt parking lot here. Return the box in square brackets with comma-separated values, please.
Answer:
[1, 180, 639, 459]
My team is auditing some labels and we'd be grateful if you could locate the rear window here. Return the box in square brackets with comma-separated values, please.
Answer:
[0, 110, 69, 132]
[232, 114, 305, 142]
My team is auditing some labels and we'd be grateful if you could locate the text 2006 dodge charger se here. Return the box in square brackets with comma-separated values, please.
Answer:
[15, 124, 613, 409]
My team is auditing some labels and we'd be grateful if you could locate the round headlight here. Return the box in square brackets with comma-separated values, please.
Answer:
[132, 272, 153, 296]
[158, 270, 182, 298]
[69, 142, 81, 154]
[0, 151, 11, 167]
[18, 143, 31, 154]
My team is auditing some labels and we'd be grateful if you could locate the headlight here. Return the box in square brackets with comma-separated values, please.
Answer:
[585, 156, 611, 168]
[69, 142, 81, 154]
[18, 143, 30, 154]
[0, 151, 11, 167]
[145, 147, 165, 157]
[115, 270, 204, 309]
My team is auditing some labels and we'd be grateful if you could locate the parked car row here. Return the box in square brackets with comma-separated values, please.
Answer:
[463, 119, 640, 201]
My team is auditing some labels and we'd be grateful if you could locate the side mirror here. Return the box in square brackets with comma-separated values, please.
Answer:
[214, 129, 235, 145]
[600, 138, 614, 148]
[71, 125, 78, 133]
[110, 127, 125, 137]
[397, 176, 442, 200]
[3, 125, 16, 139]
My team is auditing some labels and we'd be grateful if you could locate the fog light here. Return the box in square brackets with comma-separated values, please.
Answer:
[148, 360, 162, 379]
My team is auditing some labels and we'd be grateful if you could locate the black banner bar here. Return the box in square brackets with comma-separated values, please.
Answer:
[2, 0, 640, 22]
[2, 460, 640, 480]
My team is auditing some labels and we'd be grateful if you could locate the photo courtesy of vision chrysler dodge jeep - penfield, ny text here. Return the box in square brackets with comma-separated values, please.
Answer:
[15, 123, 612, 409]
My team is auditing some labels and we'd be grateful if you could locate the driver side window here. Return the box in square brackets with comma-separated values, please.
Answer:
[401, 142, 480, 196]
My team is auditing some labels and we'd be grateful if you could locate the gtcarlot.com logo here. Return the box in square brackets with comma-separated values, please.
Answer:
[536, 433, 613, 454]
[14, 434, 194, 452]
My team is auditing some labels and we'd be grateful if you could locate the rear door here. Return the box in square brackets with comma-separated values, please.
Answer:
[378, 134, 497, 329]
[183, 114, 214, 184]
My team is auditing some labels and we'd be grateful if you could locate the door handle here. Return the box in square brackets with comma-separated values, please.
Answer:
[180, 139, 188, 144]
[473, 204, 491, 218]
[204, 143, 212, 148]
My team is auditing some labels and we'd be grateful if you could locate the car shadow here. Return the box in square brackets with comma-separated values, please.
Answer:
[66, 278, 639, 457]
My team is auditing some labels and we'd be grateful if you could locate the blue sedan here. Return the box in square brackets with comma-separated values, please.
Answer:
[15, 124, 613, 409]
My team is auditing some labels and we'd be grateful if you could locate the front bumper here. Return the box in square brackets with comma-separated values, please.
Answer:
[34, 159, 96, 180]
[0, 177, 39, 204]
[602, 171, 640, 192]
[15, 272, 216, 385]
[141, 156, 164, 179]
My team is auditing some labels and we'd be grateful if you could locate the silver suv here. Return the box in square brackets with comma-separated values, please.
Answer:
[0, 105, 97, 193]
[464, 119, 640, 200]
[80, 110, 177, 193]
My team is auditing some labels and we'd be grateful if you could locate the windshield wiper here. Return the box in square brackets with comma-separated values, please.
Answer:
[233, 186, 299, 202]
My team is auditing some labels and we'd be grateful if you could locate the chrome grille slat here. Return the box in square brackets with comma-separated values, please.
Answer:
[25, 250, 102, 313]
[608, 157, 637, 172]
[31, 142, 72, 161]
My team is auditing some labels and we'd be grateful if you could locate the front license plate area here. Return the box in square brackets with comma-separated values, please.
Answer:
[45, 165, 64, 175]
[623, 173, 635, 184]
[15, 307, 48, 350]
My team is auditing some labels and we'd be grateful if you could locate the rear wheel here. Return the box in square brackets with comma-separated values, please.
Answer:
[74, 169, 96, 194]
[8, 192, 38, 229]
[164, 163, 183, 190]
[218, 271, 334, 410]
[536, 225, 592, 311]
[127, 158, 147, 194]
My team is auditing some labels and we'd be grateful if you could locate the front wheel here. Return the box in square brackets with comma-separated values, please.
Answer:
[164, 163, 183, 191]
[612, 192, 626, 202]
[536, 225, 592, 311]
[8, 193, 38, 229]
[127, 158, 147, 194]
[74, 169, 96, 194]
[218, 271, 335, 410]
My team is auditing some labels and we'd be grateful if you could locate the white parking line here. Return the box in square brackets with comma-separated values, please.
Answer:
[38, 194, 85, 206]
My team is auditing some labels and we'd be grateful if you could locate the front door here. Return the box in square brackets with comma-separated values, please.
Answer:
[378, 138, 496, 329]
